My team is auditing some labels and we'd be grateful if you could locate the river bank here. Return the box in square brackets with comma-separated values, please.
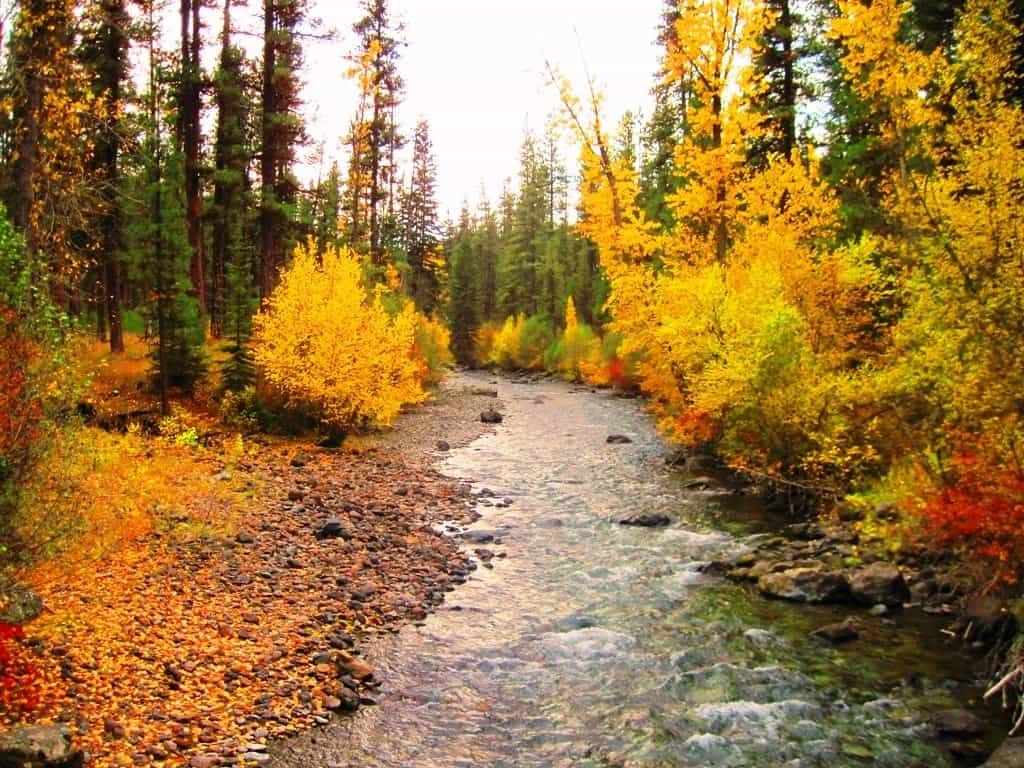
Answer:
[0, 377, 502, 767]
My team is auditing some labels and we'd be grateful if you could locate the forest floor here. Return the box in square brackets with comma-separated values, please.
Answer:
[3, 362, 503, 768]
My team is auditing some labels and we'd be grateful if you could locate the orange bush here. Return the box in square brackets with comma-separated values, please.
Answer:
[920, 448, 1024, 582]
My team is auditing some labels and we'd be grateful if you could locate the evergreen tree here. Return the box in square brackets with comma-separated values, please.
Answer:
[178, 0, 206, 317]
[447, 205, 477, 364]
[345, 0, 405, 267]
[127, 1, 206, 413]
[402, 119, 441, 313]
[210, 0, 254, 340]
[79, 0, 130, 353]
[259, 0, 307, 301]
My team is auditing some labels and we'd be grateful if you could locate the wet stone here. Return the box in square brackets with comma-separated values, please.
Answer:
[618, 513, 670, 527]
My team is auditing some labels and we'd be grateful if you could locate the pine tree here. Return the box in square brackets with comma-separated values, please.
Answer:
[178, 0, 206, 317]
[127, 1, 206, 413]
[259, 0, 307, 301]
[402, 119, 441, 313]
[79, 0, 130, 353]
[210, 0, 254, 339]
[345, 0, 405, 267]
[447, 205, 477, 364]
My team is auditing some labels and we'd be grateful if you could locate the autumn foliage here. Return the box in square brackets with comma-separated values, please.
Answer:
[560, 0, 1024, 571]
[0, 623, 37, 717]
[252, 240, 432, 432]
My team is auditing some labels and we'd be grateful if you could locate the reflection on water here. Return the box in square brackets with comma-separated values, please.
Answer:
[273, 373, 1000, 768]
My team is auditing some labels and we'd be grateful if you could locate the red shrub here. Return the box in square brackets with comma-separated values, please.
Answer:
[0, 622, 38, 716]
[921, 449, 1024, 582]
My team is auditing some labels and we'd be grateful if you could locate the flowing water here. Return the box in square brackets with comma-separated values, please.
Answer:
[274, 374, 1004, 768]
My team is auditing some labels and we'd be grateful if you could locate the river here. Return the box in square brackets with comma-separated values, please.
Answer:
[272, 373, 1002, 767]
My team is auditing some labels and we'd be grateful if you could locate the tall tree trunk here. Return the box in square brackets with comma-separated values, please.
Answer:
[210, 0, 232, 338]
[14, 59, 41, 259]
[181, 0, 206, 318]
[779, 0, 795, 158]
[259, 0, 279, 302]
[369, 98, 381, 265]
[99, 0, 127, 353]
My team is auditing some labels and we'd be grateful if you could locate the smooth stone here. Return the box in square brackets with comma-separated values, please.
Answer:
[336, 651, 374, 680]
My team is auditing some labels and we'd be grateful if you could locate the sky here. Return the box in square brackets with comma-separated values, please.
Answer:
[298, 0, 666, 218]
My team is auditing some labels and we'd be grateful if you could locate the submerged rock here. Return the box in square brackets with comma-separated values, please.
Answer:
[848, 562, 910, 606]
[606, 434, 633, 444]
[758, 568, 850, 603]
[618, 513, 671, 527]
[480, 408, 503, 424]
[0, 725, 82, 768]
[812, 619, 859, 644]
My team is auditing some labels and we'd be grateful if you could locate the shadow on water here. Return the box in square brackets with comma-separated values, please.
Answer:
[271, 373, 1008, 768]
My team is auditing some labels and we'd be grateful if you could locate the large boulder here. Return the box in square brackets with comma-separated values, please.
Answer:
[981, 738, 1024, 768]
[848, 562, 910, 606]
[0, 725, 82, 768]
[758, 568, 850, 603]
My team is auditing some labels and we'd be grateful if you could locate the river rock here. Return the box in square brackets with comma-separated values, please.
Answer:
[606, 434, 633, 444]
[757, 568, 850, 603]
[460, 529, 500, 544]
[436, 440, 450, 451]
[0, 584, 43, 624]
[618, 513, 671, 528]
[333, 686, 360, 712]
[981, 738, 1024, 767]
[680, 476, 720, 491]
[315, 518, 351, 540]
[480, 408, 503, 424]
[0, 725, 82, 768]
[812, 620, 859, 644]
[335, 651, 373, 680]
[848, 562, 910, 606]
[931, 709, 987, 738]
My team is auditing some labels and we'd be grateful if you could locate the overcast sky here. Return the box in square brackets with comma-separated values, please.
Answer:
[298, 1, 666, 218]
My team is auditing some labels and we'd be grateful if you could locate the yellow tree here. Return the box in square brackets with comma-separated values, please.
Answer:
[6, 0, 100, 307]
[252, 239, 425, 432]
